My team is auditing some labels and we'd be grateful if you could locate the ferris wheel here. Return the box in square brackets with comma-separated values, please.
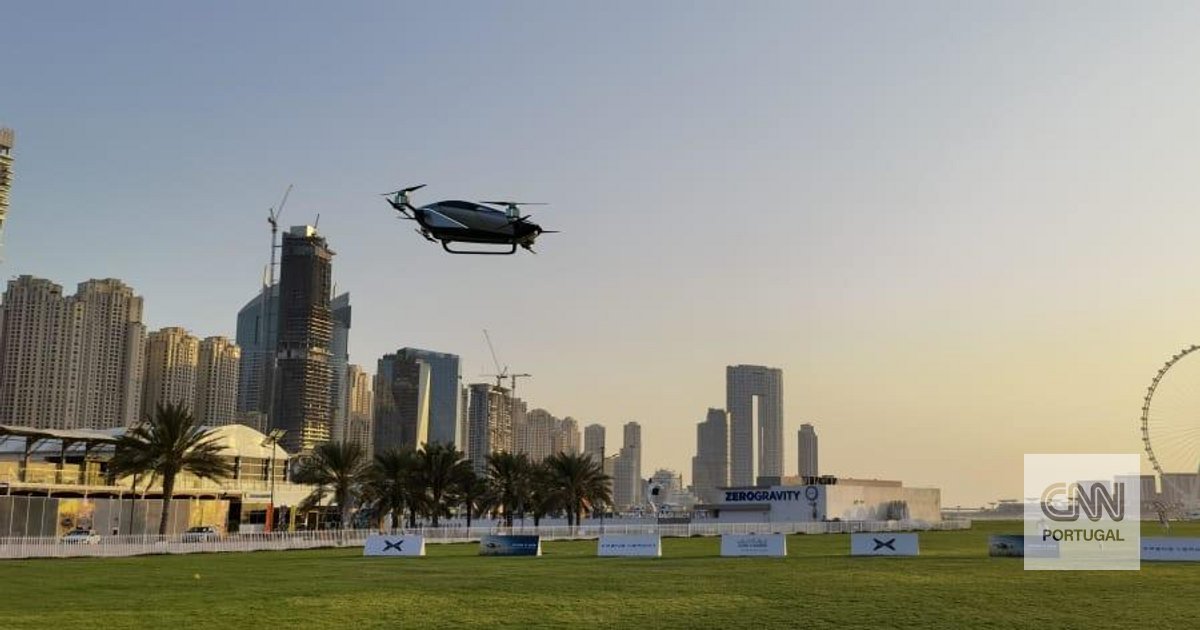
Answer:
[1141, 344, 1200, 517]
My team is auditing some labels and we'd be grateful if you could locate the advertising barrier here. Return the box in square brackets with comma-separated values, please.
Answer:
[851, 532, 919, 556]
[1141, 537, 1200, 562]
[363, 534, 426, 556]
[597, 534, 662, 557]
[988, 534, 1059, 558]
[479, 534, 542, 556]
[720, 533, 787, 557]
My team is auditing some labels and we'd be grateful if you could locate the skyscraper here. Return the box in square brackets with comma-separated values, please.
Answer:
[393, 348, 462, 447]
[373, 350, 432, 453]
[329, 292, 351, 443]
[466, 383, 512, 474]
[798, 423, 819, 478]
[584, 423, 606, 464]
[346, 364, 374, 452]
[71, 279, 146, 430]
[235, 283, 277, 428]
[518, 408, 554, 463]
[726, 365, 783, 486]
[0, 276, 145, 430]
[0, 277, 80, 429]
[195, 336, 240, 426]
[142, 327, 200, 417]
[272, 225, 334, 454]
[0, 127, 13, 243]
[692, 408, 729, 503]
[554, 417, 582, 455]
[510, 396, 528, 454]
[614, 421, 642, 509]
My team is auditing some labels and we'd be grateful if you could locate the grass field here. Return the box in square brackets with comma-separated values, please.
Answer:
[1, 520, 1197, 629]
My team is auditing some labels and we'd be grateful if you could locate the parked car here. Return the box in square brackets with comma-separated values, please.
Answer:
[181, 525, 222, 543]
[61, 528, 100, 544]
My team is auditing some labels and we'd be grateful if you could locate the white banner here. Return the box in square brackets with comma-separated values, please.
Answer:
[598, 534, 662, 557]
[720, 534, 787, 557]
[1141, 537, 1200, 562]
[363, 535, 426, 557]
[851, 533, 919, 556]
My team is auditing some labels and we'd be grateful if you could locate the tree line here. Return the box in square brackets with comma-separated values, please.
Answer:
[107, 402, 613, 535]
[295, 440, 614, 531]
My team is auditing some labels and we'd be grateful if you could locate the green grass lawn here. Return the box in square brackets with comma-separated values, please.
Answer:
[0, 520, 1196, 629]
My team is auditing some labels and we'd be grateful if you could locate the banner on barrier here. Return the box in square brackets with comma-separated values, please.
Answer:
[720, 533, 787, 557]
[1141, 537, 1200, 562]
[480, 534, 542, 556]
[988, 534, 1059, 558]
[851, 533, 919, 556]
[598, 534, 662, 557]
[363, 535, 426, 557]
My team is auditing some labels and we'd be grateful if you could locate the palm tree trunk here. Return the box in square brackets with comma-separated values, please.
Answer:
[158, 473, 176, 536]
[466, 505, 473, 529]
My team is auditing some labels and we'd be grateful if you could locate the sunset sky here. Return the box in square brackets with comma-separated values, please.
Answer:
[5, 1, 1200, 505]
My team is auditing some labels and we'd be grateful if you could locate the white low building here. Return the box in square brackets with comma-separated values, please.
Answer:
[696, 478, 941, 524]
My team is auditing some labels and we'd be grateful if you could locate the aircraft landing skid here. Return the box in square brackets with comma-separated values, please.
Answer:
[441, 241, 518, 255]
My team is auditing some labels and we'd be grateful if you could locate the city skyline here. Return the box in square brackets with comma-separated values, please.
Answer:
[5, 3, 1199, 505]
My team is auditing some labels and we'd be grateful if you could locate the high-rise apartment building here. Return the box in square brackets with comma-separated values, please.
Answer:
[71, 279, 147, 429]
[510, 396, 528, 453]
[726, 365, 783, 485]
[518, 408, 554, 463]
[0, 127, 13, 243]
[329, 293, 351, 443]
[346, 364, 373, 452]
[798, 423, 818, 478]
[584, 423, 606, 465]
[555, 417, 582, 455]
[613, 421, 642, 509]
[392, 348, 461, 447]
[142, 327, 200, 417]
[235, 283, 277, 428]
[373, 350, 431, 453]
[271, 226, 335, 454]
[466, 383, 512, 475]
[692, 408, 730, 503]
[195, 336, 240, 426]
[0, 277, 81, 428]
[0, 276, 145, 430]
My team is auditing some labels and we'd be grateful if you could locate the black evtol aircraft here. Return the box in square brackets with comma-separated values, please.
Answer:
[383, 184, 556, 254]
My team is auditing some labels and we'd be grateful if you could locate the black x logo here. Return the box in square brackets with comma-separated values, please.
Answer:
[872, 538, 896, 551]
[383, 539, 404, 552]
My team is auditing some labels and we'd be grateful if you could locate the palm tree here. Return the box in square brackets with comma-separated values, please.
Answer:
[546, 452, 612, 527]
[418, 442, 471, 527]
[108, 402, 232, 536]
[366, 447, 421, 530]
[487, 451, 531, 527]
[457, 469, 491, 529]
[526, 460, 559, 527]
[293, 440, 370, 530]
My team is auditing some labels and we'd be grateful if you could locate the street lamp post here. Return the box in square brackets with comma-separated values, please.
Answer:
[261, 429, 286, 533]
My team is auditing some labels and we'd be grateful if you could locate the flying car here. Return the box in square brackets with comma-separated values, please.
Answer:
[382, 184, 556, 254]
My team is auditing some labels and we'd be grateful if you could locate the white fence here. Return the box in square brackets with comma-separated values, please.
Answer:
[0, 519, 971, 560]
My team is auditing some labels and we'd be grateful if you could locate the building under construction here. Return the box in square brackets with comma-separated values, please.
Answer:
[0, 127, 13, 242]
[271, 226, 334, 455]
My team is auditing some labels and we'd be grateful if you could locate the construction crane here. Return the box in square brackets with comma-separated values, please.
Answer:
[260, 184, 292, 426]
[482, 329, 532, 399]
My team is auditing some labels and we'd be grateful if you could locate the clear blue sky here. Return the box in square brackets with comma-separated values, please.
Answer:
[6, 1, 1200, 505]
